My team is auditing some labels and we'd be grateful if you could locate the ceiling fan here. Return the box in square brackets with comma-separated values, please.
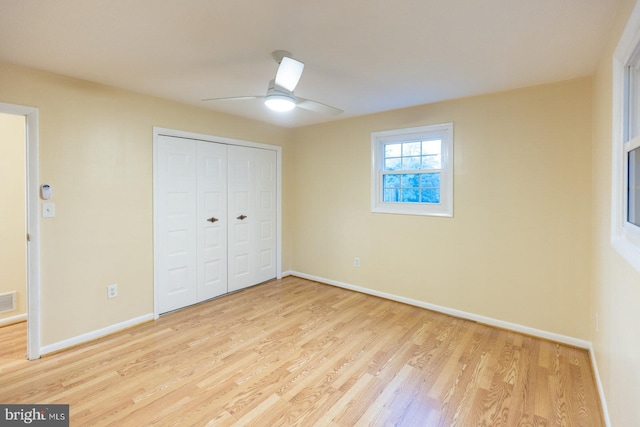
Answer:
[203, 50, 343, 115]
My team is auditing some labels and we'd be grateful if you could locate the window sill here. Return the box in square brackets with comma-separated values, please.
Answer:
[611, 236, 640, 274]
[372, 203, 453, 217]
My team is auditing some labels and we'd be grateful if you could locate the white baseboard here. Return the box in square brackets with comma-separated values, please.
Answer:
[40, 313, 154, 356]
[0, 313, 27, 327]
[588, 344, 611, 427]
[289, 271, 591, 349]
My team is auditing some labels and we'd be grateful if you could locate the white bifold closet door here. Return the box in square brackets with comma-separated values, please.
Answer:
[156, 135, 276, 314]
[227, 145, 277, 292]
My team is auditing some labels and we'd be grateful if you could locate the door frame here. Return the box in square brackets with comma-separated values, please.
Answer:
[0, 102, 41, 360]
[152, 127, 283, 319]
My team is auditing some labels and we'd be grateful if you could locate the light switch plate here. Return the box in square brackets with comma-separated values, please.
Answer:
[42, 202, 55, 218]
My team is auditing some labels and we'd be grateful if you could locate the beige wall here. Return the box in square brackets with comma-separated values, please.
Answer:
[290, 78, 593, 339]
[0, 113, 26, 321]
[592, 0, 640, 425]
[0, 61, 292, 346]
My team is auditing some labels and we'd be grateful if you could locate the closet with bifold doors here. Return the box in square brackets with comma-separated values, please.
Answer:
[154, 133, 277, 314]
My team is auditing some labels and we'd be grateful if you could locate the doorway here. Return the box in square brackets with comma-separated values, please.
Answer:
[0, 112, 26, 331]
[0, 102, 40, 360]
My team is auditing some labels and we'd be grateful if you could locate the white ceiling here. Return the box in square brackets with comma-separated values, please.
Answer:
[0, 0, 620, 128]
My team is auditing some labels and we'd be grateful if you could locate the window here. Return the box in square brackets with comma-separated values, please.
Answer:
[371, 123, 453, 216]
[625, 49, 640, 233]
[612, 2, 640, 272]
[629, 146, 640, 227]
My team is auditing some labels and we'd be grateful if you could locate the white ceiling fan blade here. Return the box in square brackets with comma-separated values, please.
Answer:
[275, 57, 304, 92]
[202, 96, 263, 102]
[296, 97, 343, 115]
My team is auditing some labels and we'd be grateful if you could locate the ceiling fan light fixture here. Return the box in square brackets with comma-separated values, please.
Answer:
[274, 56, 305, 92]
[264, 94, 296, 112]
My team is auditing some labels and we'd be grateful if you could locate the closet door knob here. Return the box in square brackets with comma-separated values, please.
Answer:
[207, 217, 218, 223]
[237, 215, 247, 220]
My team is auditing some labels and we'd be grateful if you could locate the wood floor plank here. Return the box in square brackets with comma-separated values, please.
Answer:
[0, 277, 603, 426]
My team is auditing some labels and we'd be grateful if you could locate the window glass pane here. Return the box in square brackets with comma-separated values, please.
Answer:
[402, 156, 421, 170]
[401, 174, 419, 188]
[401, 189, 419, 202]
[383, 174, 400, 188]
[421, 189, 440, 203]
[402, 142, 421, 156]
[422, 140, 441, 155]
[629, 147, 640, 226]
[420, 173, 440, 188]
[385, 143, 402, 158]
[383, 189, 398, 202]
[630, 64, 640, 141]
[384, 157, 402, 170]
[422, 155, 441, 169]
[384, 140, 442, 171]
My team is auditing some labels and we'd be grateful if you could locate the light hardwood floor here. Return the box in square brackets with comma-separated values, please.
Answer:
[0, 277, 603, 426]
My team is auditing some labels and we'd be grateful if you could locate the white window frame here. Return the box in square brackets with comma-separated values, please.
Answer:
[612, 1, 640, 273]
[371, 123, 453, 217]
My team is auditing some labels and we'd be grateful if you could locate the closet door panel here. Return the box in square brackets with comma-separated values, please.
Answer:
[254, 148, 277, 284]
[228, 146, 254, 291]
[196, 141, 228, 301]
[228, 146, 277, 291]
[157, 136, 198, 313]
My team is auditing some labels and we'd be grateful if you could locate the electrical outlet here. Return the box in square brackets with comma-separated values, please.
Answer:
[107, 284, 118, 299]
[354, 257, 360, 268]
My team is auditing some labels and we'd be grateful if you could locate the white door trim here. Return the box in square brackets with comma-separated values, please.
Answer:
[0, 102, 40, 360]
[152, 127, 283, 319]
